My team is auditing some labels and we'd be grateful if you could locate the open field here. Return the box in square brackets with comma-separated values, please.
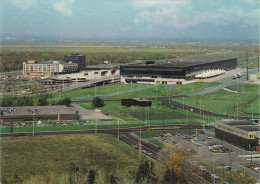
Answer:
[105, 82, 218, 100]
[226, 84, 259, 94]
[53, 83, 147, 99]
[52, 82, 218, 101]
[1, 42, 259, 72]
[174, 88, 259, 117]
[78, 100, 218, 123]
[0, 134, 164, 183]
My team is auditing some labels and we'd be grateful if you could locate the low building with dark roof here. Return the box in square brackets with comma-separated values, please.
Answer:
[120, 58, 237, 85]
[0, 105, 78, 122]
[215, 120, 260, 151]
[121, 98, 152, 107]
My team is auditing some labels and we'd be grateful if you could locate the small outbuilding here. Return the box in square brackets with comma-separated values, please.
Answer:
[121, 98, 152, 107]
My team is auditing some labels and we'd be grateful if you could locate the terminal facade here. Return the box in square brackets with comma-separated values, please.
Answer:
[120, 58, 237, 85]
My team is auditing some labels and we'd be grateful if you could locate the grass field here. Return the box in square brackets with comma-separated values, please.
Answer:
[174, 89, 259, 117]
[226, 84, 259, 116]
[53, 83, 147, 99]
[105, 82, 218, 100]
[78, 100, 218, 123]
[0, 134, 164, 183]
[52, 82, 217, 101]
[226, 84, 259, 94]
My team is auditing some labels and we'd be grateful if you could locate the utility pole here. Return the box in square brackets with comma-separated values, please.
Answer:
[228, 150, 232, 176]
[139, 123, 142, 160]
[246, 45, 249, 81]
[258, 47, 260, 74]
[117, 117, 119, 140]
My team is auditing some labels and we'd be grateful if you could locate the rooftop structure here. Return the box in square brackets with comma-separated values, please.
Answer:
[64, 53, 86, 70]
[0, 105, 79, 122]
[121, 98, 152, 107]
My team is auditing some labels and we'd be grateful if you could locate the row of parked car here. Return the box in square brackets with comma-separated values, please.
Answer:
[184, 134, 230, 153]
[1, 121, 89, 128]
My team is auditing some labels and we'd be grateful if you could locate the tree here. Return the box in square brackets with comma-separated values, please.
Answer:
[164, 153, 187, 184]
[135, 159, 157, 184]
[92, 97, 104, 108]
[110, 175, 118, 184]
[63, 97, 71, 107]
[88, 169, 96, 184]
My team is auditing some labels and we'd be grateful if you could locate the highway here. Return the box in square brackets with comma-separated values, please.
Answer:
[54, 75, 121, 93]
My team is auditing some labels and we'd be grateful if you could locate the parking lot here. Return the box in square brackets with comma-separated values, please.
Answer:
[153, 130, 260, 181]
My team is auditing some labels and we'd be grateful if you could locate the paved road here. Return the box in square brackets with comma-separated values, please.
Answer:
[71, 103, 111, 120]
[190, 68, 259, 96]
[54, 75, 121, 93]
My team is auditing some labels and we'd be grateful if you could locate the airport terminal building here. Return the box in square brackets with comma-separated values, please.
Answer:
[120, 58, 237, 85]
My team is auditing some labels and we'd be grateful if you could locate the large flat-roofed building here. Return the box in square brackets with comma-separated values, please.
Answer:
[0, 105, 79, 122]
[23, 60, 78, 76]
[215, 120, 260, 151]
[120, 58, 237, 85]
[64, 53, 86, 70]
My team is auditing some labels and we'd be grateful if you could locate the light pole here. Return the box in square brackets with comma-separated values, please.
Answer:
[33, 112, 35, 137]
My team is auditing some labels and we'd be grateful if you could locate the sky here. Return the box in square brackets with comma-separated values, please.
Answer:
[1, 0, 259, 42]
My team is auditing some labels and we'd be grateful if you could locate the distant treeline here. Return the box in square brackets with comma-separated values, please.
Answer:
[0, 94, 71, 107]
[0, 50, 184, 72]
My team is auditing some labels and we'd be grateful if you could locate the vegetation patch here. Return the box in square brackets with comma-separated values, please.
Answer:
[174, 89, 259, 117]
[199, 162, 257, 184]
[78, 100, 218, 123]
[0, 134, 163, 183]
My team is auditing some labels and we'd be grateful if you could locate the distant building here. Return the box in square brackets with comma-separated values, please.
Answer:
[23, 60, 78, 76]
[121, 98, 152, 107]
[64, 53, 86, 70]
[0, 105, 79, 122]
[120, 58, 237, 85]
[215, 119, 260, 151]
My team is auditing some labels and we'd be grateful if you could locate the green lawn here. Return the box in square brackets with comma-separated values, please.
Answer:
[78, 100, 218, 123]
[226, 84, 259, 94]
[174, 89, 259, 117]
[105, 82, 218, 100]
[53, 82, 218, 101]
[0, 134, 164, 183]
[53, 83, 147, 99]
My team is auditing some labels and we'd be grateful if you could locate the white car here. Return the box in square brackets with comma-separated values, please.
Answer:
[211, 174, 220, 179]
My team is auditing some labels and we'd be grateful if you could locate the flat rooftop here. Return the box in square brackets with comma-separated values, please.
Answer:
[0, 105, 77, 116]
[36, 60, 65, 64]
[121, 58, 236, 68]
[131, 98, 151, 102]
[218, 120, 260, 132]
